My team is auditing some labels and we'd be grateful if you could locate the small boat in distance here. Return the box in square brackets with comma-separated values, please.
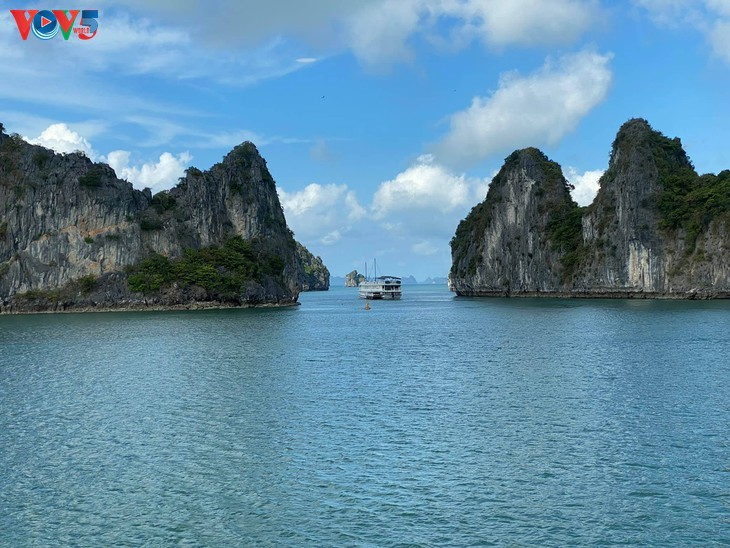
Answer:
[358, 259, 402, 300]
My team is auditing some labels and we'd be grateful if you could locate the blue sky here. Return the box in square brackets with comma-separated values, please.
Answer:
[2, 1, 730, 279]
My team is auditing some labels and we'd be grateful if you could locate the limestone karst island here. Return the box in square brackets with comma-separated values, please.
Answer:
[1, 118, 728, 314]
[0, 128, 328, 313]
[450, 119, 729, 299]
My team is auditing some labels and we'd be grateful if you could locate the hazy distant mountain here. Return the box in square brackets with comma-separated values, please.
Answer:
[422, 277, 449, 285]
[332, 274, 448, 285]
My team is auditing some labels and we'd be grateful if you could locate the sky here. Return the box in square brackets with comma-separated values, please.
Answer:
[2, 1, 730, 279]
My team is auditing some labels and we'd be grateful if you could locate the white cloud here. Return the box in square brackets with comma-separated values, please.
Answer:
[345, 191, 368, 222]
[107, 0, 379, 48]
[709, 19, 730, 62]
[635, 0, 730, 64]
[23, 123, 191, 191]
[0, 0, 603, 157]
[0, 13, 198, 118]
[372, 154, 487, 218]
[412, 240, 440, 256]
[26, 124, 96, 157]
[349, 0, 423, 67]
[348, 0, 600, 67]
[106, 150, 192, 191]
[278, 183, 367, 244]
[0, 10, 319, 145]
[566, 167, 604, 206]
[457, 0, 600, 48]
[108, 0, 598, 58]
[364, 155, 489, 274]
[34, 1, 599, 77]
[707, 0, 730, 15]
[369, 155, 491, 259]
[93, 0, 600, 74]
[435, 50, 613, 168]
[279, 183, 341, 215]
[53, 12, 317, 87]
[633, 0, 703, 24]
[321, 230, 343, 245]
[279, 155, 489, 273]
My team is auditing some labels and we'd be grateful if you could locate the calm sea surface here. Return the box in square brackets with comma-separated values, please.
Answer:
[1, 286, 728, 546]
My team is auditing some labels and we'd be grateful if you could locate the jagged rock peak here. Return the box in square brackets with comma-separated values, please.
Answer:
[486, 147, 575, 209]
[615, 117, 653, 139]
[222, 141, 263, 164]
[491, 147, 572, 192]
[503, 146, 543, 167]
[610, 118, 693, 172]
[450, 117, 730, 299]
[497, 147, 559, 177]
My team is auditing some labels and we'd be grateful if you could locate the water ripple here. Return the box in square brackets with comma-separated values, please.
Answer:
[1, 290, 729, 545]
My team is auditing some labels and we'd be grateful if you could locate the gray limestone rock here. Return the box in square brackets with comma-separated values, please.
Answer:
[0, 131, 327, 312]
[450, 119, 730, 298]
[345, 270, 365, 287]
[296, 242, 330, 291]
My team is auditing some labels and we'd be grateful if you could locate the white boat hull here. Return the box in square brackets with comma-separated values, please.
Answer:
[358, 291, 401, 300]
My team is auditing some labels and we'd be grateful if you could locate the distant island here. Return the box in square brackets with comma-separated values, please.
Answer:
[0, 128, 329, 313]
[333, 272, 448, 286]
[450, 119, 729, 299]
[344, 270, 366, 287]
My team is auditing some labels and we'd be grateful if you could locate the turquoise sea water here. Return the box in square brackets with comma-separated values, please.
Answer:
[1, 285, 728, 546]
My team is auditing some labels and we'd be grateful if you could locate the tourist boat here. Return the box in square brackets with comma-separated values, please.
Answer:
[358, 275, 402, 300]
[357, 259, 402, 300]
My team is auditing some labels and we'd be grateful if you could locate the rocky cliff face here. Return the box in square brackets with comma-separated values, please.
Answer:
[0, 131, 324, 312]
[579, 120, 729, 294]
[451, 148, 580, 295]
[296, 242, 329, 291]
[345, 270, 365, 287]
[450, 119, 730, 298]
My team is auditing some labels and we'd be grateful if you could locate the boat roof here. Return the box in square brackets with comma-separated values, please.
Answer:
[375, 275, 400, 280]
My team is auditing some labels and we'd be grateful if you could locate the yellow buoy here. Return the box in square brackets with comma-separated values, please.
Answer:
[365, 302, 371, 310]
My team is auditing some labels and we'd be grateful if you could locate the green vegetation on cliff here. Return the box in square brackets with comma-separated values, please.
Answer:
[646, 129, 730, 249]
[13, 274, 97, 306]
[534, 149, 586, 280]
[451, 200, 488, 277]
[151, 191, 177, 214]
[295, 241, 329, 291]
[612, 119, 730, 251]
[547, 206, 586, 280]
[127, 236, 285, 298]
[78, 167, 103, 188]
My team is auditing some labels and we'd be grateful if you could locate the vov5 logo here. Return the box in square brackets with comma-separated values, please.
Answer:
[10, 10, 99, 40]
